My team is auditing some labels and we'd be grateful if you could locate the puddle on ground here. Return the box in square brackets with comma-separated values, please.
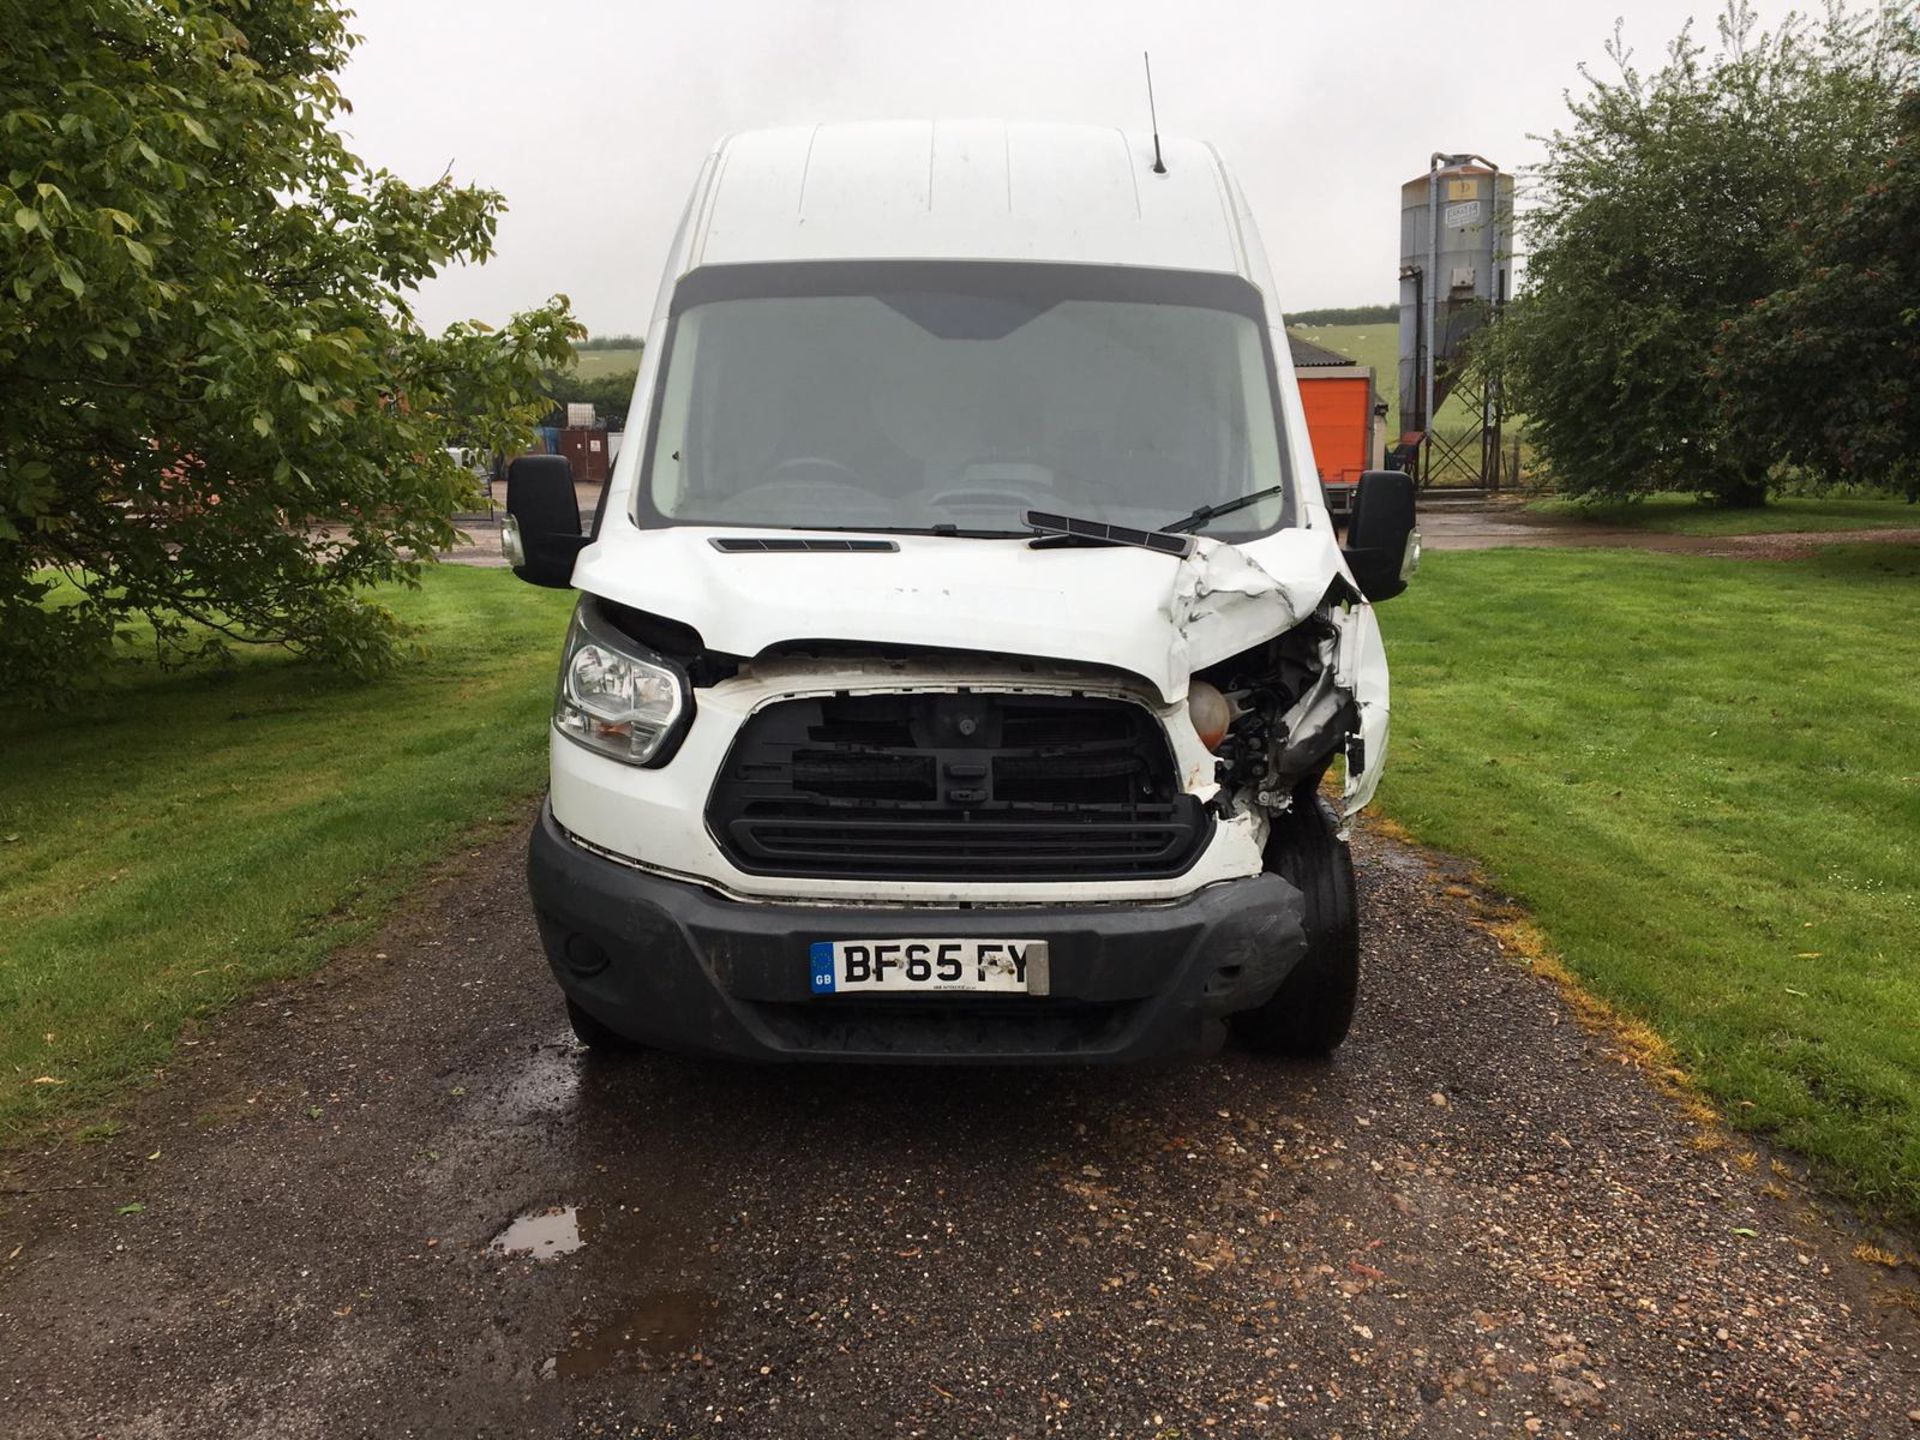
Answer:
[487, 1161, 722, 1377]
[553, 1291, 718, 1378]
[488, 1205, 585, 1260]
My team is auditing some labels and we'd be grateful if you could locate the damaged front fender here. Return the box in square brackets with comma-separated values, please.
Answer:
[1166, 537, 1390, 820]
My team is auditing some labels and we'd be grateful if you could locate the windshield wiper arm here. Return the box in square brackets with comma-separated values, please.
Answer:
[1022, 510, 1195, 558]
[1162, 484, 1287, 535]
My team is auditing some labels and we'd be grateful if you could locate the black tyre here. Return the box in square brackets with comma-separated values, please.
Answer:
[566, 998, 641, 1054]
[1230, 792, 1361, 1056]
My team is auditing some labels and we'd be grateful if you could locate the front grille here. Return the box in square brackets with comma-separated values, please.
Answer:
[707, 691, 1210, 881]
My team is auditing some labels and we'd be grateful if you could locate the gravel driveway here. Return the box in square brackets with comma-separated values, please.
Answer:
[4, 813, 1917, 1438]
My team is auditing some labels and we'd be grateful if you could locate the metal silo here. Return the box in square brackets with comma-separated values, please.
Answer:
[1396, 155, 1514, 487]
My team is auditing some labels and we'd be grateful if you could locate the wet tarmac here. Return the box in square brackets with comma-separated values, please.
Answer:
[3, 814, 1918, 1437]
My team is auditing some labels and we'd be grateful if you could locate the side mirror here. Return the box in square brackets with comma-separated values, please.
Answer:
[503, 455, 588, 588]
[1341, 469, 1419, 603]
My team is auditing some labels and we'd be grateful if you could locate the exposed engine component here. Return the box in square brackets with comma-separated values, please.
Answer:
[1197, 605, 1359, 818]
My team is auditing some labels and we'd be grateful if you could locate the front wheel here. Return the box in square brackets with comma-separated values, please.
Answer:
[1229, 793, 1361, 1057]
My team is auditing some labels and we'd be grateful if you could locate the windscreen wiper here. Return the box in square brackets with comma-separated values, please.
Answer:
[1022, 510, 1195, 558]
[1161, 484, 1287, 535]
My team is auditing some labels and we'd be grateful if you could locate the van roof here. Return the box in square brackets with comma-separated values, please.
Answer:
[686, 121, 1251, 277]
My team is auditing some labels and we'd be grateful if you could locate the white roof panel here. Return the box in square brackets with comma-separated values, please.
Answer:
[691, 120, 1246, 275]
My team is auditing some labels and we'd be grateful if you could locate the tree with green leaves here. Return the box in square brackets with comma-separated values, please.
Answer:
[1713, 89, 1920, 501]
[1500, 2, 1916, 505]
[542, 364, 641, 430]
[0, 0, 577, 695]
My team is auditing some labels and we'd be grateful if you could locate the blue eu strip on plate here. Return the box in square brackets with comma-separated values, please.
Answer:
[809, 940, 836, 994]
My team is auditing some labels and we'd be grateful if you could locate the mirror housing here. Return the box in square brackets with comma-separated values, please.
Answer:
[1340, 469, 1419, 603]
[504, 455, 588, 588]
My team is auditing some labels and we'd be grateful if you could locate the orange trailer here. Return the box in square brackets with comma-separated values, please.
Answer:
[1288, 334, 1382, 518]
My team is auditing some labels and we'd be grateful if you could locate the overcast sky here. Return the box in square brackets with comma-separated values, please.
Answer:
[336, 0, 1800, 335]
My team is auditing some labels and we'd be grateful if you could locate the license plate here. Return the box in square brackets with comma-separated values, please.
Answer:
[809, 939, 1050, 995]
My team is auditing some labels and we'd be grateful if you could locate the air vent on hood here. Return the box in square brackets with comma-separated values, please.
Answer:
[709, 537, 899, 553]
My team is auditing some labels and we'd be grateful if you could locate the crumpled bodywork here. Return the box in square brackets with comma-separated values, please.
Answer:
[1166, 539, 1308, 677]
[1165, 536, 1390, 825]
[572, 526, 1387, 801]
[559, 520, 1389, 901]
[549, 648, 1275, 904]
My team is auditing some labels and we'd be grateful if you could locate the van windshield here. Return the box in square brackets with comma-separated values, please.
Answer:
[638, 262, 1292, 537]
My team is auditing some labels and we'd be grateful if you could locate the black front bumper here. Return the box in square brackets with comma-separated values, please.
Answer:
[527, 803, 1306, 1063]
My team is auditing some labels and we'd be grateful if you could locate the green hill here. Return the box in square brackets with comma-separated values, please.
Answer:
[1288, 320, 1504, 445]
[571, 346, 644, 380]
[1287, 322, 1400, 417]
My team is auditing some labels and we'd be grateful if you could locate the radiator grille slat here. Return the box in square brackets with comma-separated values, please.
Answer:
[707, 692, 1209, 881]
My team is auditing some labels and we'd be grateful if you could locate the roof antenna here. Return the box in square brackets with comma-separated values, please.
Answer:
[1143, 51, 1167, 174]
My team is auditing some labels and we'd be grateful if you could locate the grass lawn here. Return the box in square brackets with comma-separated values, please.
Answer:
[1525, 492, 1919, 536]
[1287, 321, 1399, 415]
[570, 346, 643, 380]
[1378, 543, 1920, 1222]
[0, 567, 574, 1143]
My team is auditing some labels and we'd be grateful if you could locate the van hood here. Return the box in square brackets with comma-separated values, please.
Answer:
[568, 524, 1347, 704]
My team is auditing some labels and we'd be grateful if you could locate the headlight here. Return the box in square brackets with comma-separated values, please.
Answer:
[553, 604, 692, 767]
[1187, 679, 1233, 751]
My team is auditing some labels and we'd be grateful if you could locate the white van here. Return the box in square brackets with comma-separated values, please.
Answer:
[503, 122, 1416, 1063]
